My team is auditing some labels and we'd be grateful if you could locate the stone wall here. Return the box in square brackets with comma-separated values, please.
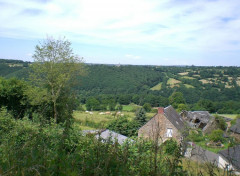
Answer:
[138, 113, 181, 143]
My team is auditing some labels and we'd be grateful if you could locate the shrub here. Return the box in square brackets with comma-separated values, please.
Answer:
[214, 115, 227, 131]
[163, 139, 179, 155]
[209, 129, 225, 142]
[143, 103, 152, 112]
[187, 130, 205, 142]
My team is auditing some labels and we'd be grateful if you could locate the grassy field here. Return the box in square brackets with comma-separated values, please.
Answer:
[167, 78, 181, 88]
[122, 104, 140, 111]
[73, 110, 156, 130]
[178, 72, 189, 76]
[184, 84, 195, 88]
[217, 114, 238, 119]
[150, 82, 162, 90]
[182, 76, 195, 80]
[195, 141, 229, 153]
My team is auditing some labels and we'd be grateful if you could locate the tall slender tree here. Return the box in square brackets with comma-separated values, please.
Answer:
[31, 37, 85, 123]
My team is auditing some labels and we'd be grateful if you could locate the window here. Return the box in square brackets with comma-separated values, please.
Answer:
[166, 128, 173, 137]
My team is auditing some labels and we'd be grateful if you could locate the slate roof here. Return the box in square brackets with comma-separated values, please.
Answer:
[96, 129, 133, 144]
[230, 119, 240, 134]
[190, 145, 219, 164]
[164, 105, 185, 131]
[83, 129, 133, 145]
[218, 145, 240, 170]
[188, 111, 211, 122]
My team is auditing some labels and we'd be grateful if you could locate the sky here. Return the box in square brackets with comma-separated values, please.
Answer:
[0, 0, 240, 66]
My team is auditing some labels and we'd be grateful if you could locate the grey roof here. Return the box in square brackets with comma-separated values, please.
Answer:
[164, 105, 185, 131]
[218, 145, 240, 170]
[83, 129, 133, 145]
[191, 145, 219, 164]
[186, 111, 212, 123]
[230, 119, 240, 134]
[95, 129, 133, 145]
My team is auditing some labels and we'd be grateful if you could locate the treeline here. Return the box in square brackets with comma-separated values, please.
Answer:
[1, 59, 240, 113]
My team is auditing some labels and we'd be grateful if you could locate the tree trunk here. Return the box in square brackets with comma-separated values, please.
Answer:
[53, 100, 58, 123]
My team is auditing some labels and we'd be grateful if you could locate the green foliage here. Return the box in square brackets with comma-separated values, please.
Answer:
[163, 139, 179, 155]
[86, 97, 100, 111]
[0, 77, 31, 119]
[107, 116, 139, 137]
[169, 92, 186, 108]
[214, 115, 227, 130]
[187, 130, 205, 142]
[143, 103, 152, 112]
[177, 103, 189, 112]
[116, 104, 123, 111]
[135, 107, 147, 126]
[31, 37, 85, 123]
[209, 129, 225, 142]
[2, 60, 240, 114]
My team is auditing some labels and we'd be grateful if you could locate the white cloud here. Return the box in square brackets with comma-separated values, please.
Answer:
[0, 0, 240, 53]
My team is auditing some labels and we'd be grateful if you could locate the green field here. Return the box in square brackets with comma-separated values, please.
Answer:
[182, 76, 195, 80]
[217, 114, 238, 119]
[167, 78, 181, 87]
[150, 82, 162, 90]
[73, 110, 156, 130]
[122, 104, 140, 111]
[184, 84, 195, 88]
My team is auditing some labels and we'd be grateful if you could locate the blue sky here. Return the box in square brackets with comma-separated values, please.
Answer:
[0, 0, 240, 66]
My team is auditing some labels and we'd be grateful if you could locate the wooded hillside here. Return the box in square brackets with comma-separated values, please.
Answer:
[1, 59, 240, 113]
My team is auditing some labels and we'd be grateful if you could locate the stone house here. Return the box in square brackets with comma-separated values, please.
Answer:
[138, 105, 186, 143]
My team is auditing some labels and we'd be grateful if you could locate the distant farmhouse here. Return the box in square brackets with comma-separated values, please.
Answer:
[138, 105, 186, 143]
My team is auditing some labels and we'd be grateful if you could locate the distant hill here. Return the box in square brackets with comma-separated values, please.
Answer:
[1, 58, 240, 112]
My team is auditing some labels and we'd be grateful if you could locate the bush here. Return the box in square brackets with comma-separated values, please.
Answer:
[163, 139, 179, 155]
[143, 103, 152, 112]
[187, 130, 205, 142]
[214, 115, 227, 131]
[107, 116, 139, 137]
[209, 129, 225, 142]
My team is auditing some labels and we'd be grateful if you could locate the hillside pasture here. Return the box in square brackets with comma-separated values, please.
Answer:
[182, 76, 195, 80]
[184, 84, 194, 88]
[178, 72, 188, 76]
[167, 78, 181, 88]
[150, 82, 162, 90]
[199, 79, 211, 84]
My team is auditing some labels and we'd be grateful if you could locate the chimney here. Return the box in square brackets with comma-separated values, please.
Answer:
[158, 107, 164, 114]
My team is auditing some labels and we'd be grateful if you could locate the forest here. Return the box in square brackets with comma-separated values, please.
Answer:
[1, 58, 240, 114]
